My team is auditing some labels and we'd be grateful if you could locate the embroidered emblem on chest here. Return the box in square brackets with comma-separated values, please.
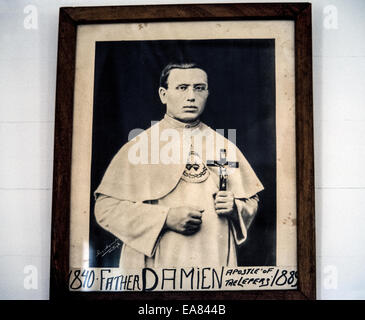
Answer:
[181, 150, 209, 183]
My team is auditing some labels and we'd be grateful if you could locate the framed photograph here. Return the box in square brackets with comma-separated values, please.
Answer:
[51, 3, 315, 300]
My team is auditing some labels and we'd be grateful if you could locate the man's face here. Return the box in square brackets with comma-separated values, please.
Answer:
[159, 68, 209, 123]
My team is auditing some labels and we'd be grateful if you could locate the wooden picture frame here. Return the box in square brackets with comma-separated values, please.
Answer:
[51, 3, 315, 300]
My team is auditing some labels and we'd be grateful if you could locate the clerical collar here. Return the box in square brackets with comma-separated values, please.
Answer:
[163, 114, 201, 129]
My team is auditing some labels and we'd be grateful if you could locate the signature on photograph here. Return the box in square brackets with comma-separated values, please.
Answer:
[96, 239, 122, 258]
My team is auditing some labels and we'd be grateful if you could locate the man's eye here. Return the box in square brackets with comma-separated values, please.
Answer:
[176, 85, 188, 91]
[194, 85, 206, 91]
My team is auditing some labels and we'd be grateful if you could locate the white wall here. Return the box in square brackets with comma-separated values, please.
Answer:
[0, 0, 364, 300]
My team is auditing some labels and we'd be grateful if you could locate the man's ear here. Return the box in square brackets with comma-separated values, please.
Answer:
[158, 87, 167, 104]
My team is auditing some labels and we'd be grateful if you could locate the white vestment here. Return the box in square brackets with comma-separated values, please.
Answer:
[94, 115, 263, 269]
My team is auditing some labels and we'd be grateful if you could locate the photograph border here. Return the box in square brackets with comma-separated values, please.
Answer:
[50, 3, 315, 300]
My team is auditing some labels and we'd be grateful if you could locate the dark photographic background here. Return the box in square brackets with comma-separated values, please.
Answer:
[89, 39, 276, 267]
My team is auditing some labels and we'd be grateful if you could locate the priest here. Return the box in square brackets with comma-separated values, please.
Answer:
[94, 62, 264, 270]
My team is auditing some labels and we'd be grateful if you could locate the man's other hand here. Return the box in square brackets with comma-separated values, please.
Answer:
[165, 206, 204, 235]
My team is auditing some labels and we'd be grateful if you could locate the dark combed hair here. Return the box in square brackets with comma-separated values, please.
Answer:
[159, 62, 206, 89]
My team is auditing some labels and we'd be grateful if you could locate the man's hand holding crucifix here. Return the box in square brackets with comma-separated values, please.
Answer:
[214, 190, 236, 217]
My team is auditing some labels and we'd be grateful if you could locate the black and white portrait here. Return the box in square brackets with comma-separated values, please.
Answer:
[68, 21, 297, 292]
[89, 39, 276, 268]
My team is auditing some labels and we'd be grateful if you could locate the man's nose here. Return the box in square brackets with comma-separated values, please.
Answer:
[186, 87, 196, 101]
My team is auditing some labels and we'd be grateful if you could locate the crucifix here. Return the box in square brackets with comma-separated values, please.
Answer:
[207, 149, 239, 191]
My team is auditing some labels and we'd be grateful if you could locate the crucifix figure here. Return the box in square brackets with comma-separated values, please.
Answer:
[207, 149, 239, 191]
